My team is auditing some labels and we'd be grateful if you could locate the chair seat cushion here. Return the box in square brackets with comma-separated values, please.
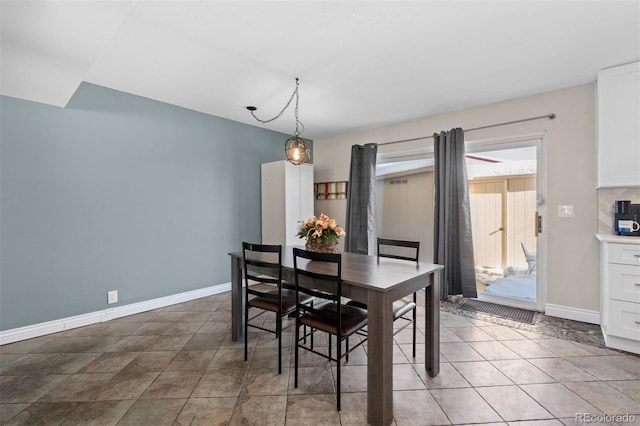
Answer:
[392, 299, 416, 320]
[248, 289, 297, 314]
[345, 299, 416, 320]
[300, 303, 367, 337]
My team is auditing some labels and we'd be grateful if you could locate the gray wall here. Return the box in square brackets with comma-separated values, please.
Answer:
[1, 83, 287, 331]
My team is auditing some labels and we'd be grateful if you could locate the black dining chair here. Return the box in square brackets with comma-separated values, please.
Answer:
[347, 238, 420, 357]
[242, 242, 311, 374]
[292, 248, 368, 411]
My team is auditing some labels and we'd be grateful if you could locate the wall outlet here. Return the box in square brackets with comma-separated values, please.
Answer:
[107, 290, 118, 304]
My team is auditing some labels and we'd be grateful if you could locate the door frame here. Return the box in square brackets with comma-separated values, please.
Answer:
[465, 131, 547, 311]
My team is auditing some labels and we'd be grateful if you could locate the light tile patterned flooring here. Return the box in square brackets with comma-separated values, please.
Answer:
[1, 292, 639, 425]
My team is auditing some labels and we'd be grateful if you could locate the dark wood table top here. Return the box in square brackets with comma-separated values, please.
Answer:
[230, 245, 443, 293]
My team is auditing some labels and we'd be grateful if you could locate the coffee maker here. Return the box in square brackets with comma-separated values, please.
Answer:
[614, 200, 640, 237]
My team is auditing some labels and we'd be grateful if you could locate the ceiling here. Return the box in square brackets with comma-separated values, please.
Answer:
[1, 1, 639, 140]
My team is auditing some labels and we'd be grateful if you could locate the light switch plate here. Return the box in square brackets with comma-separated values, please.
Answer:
[558, 205, 574, 217]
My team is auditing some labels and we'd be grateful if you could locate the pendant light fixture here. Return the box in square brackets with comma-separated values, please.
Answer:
[247, 78, 310, 165]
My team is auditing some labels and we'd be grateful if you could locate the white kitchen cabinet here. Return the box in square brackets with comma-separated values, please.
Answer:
[597, 234, 640, 354]
[596, 61, 640, 188]
[261, 160, 314, 247]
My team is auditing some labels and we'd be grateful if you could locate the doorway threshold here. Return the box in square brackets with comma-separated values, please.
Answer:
[476, 291, 538, 311]
[459, 298, 537, 324]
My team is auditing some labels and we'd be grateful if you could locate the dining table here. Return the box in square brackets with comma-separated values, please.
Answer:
[229, 245, 443, 426]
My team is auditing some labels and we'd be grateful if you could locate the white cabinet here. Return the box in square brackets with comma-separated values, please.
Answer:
[598, 235, 640, 354]
[596, 61, 640, 188]
[261, 160, 314, 247]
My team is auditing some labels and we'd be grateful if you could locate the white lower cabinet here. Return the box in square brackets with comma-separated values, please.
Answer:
[609, 264, 640, 302]
[608, 300, 640, 341]
[598, 235, 640, 354]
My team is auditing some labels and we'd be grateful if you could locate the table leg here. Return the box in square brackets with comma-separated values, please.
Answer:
[231, 256, 243, 341]
[366, 290, 394, 426]
[424, 269, 441, 377]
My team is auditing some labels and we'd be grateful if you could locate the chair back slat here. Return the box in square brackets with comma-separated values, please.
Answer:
[245, 257, 281, 270]
[244, 242, 281, 253]
[377, 238, 420, 263]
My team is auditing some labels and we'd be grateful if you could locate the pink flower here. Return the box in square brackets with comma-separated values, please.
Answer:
[297, 214, 345, 242]
[316, 214, 329, 229]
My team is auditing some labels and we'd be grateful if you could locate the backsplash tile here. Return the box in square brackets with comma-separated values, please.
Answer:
[597, 187, 640, 234]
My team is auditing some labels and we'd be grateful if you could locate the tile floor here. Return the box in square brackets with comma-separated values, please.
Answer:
[1, 292, 639, 425]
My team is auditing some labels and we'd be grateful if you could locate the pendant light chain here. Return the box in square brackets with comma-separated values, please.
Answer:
[250, 78, 304, 137]
[293, 80, 304, 137]
[247, 77, 310, 165]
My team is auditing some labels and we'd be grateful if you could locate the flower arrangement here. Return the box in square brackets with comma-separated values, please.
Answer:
[298, 214, 346, 251]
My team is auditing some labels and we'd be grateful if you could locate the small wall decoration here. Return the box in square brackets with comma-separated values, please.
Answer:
[315, 181, 348, 200]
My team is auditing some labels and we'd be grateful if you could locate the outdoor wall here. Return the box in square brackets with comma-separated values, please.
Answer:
[314, 83, 599, 317]
[375, 172, 434, 264]
[0, 83, 287, 331]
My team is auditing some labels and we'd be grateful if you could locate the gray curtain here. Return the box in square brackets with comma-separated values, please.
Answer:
[433, 128, 477, 299]
[344, 143, 378, 255]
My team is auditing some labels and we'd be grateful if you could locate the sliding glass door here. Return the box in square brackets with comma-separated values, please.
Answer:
[466, 138, 544, 311]
[375, 134, 546, 311]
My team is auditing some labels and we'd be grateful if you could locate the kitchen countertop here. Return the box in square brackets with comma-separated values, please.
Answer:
[596, 233, 640, 244]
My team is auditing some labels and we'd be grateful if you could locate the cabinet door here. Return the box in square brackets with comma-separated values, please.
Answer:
[608, 299, 640, 341]
[609, 264, 640, 303]
[262, 161, 287, 245]
[610, 242, 640, 265]
[298, 164, 315, 222]
[284, 162, 314, 246]
[597, 61, 640, 188]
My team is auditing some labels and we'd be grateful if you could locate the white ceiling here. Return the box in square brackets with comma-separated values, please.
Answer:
[1, 1, 639, 139]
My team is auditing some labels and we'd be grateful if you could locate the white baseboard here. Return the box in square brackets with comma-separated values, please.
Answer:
[545, 303, 600, 325]
[0, 283, 231, 345]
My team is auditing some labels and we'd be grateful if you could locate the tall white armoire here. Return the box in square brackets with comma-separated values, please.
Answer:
[261, 160, 314, 247]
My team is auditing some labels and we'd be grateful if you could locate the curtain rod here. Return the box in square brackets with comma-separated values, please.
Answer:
[377, 113, 556, 146]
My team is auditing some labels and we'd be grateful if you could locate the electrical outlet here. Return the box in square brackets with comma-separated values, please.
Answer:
[107, 290, 118, 304]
